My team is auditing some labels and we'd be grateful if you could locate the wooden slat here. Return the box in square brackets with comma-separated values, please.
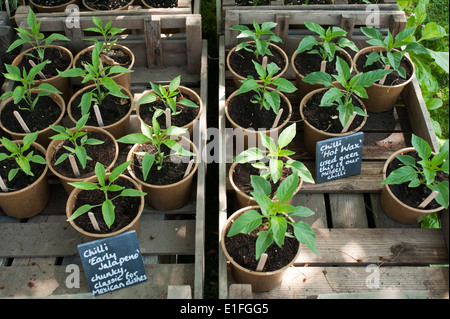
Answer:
[0, 264, 194, 298]
[0, 218, 196, 258]
[249, 266, 449, 299]
[295, 228, 449, 265]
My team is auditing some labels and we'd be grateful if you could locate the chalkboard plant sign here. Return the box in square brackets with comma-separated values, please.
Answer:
[353, 26, 416, 113]
[225, 60, 296, 149]
[300, 56, 391, 154]
[291, 21, 359, 100]
[380, 134, 449, 224]
[221, 173, 317, 292]
[66, 160, 146, 241]
[46, 113, 119, 194]
[230, 123, 315, 208]
[117, 109, 199, 210]
[0, 131, 50, 219]
[227, 20, 288, 89]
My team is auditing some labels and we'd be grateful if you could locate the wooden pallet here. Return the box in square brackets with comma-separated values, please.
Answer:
[0, 21, 208, 299]
[217, 8, 449, 298]
[217, 0, 400, 34]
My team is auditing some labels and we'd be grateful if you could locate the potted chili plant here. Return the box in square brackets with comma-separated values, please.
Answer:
[353, 26, 417, 112]
[66, 160, 146, 241]
[381, 134, 449, 224]
[227, 20, 288, 88]
[136, 75, 202, 137]
[29, 0, 79, 13]
[74, 16, 135, 91]
[300, 56, 391, 154]
[141, 0, 178, 8]
[230, 123, 315, 208]
[46, 113, 119, 194]
[225, 60, 296, 149]
[0, 61, 65, 148]
[117, 109, 199, 210]
[7, 9, 73, 102]
[221, 173, 318, 292]
[291, 21, 359, 100]
[59, 42, 133, 140]
[82, 0, 134, 11]
[0, 131, 49, 218]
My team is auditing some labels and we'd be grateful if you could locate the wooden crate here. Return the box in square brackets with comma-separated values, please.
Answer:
[0, 8, 208, 297]
[217, 8, 449, 299]
[217, 0, 400, 34]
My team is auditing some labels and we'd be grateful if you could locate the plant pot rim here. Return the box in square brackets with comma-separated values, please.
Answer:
[0, 141, 48, 197]
[0, 89, 66, 138]
[72, 43, 135, 72]
[353, 45, 416, 89]
[221, 205, 302, 276]
[12, 45, 74, 84]
[82, 0, 134, 11]
[229, 160, 304, 202]
[382, 146, 445, 213]
[136, 85, 203, 131]
[29, 0, 78, 10]
[126, 135, 200, 189]
[67, 83, 134, 129]
[299, 87, 368, 137]
[227, 41, 289, 82]
[66, 173, 144, 238]
[225, 88, 293, 134]
[291, 45, 354, 79]
[141, 0, 178, 8]
[46, 125, 119, 181]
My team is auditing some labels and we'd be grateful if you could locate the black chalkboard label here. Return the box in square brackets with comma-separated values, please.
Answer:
[77, 230, 147, 296]
[315, 132, 364, 184]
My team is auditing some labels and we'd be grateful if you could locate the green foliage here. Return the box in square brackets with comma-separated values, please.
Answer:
[302, 57, 390, 128]
[7, 9, 70, 63]
[234, 123, 314, 185]
[236, 60, 297, 114]
[0, 61, 62, 112]
[84, 17, 126, 54]
[49, 113, 104, 170]
[117, 109, 195, 181]
[227, 174, 318, 260]
[136, 75, 199, 115]
[58, 42, 132, 116]
[0, 131, 47, 182]
[296, 22, 359, 62]
[382, 134, 449, 209]
[230, 20, 283, 59]
[67, 161, 147, 229]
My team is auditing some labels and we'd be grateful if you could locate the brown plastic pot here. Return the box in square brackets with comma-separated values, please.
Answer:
[12, 45, 74, 103]
[73, 44, 135, 91]
[0, 141, 50, 219]
[381, 147, 445, 224]
[229, 161, 303, 209]
[353, 46, 415, 113]
[136, 85, 203, 137]
[82, 0, 134, 11]
[66, 173, 145, 242]
[30, 0, 79, 12]
[300, 87, 368, 155]
[221, 205, 302, 292]
[227, 42, 289, 89]
[291, 49, 353, 101]
[67, 84, 134, 140]
[46, 126, 119, 194]
[225, 88, 292, 150]
[0, 90, 66, 149]
[126, 136, 199, 210]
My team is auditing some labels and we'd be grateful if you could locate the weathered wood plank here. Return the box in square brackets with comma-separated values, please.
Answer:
[329, 194, 368, 228]
[0, 218, 196, 258]
[295, 228, 449, 265]
[0, 264, 194, 299]
[249, 266, 449, 299]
